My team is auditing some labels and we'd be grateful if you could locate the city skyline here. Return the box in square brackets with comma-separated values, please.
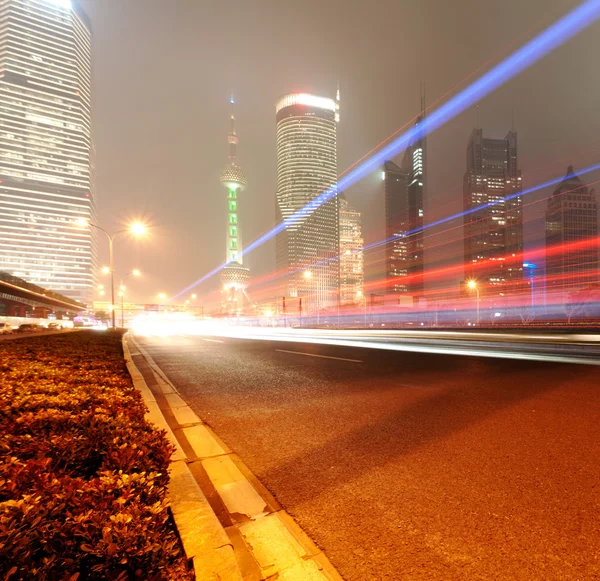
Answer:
[65, 0, 600, 305]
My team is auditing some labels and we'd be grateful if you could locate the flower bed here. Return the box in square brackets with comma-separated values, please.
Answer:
[0, 331, 193, 580]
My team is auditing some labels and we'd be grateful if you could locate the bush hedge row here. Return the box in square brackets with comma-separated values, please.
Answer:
[0, 331, 193, 580]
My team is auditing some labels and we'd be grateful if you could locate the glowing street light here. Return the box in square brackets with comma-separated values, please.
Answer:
[191, 293, 197, 300]
[101, 266, 110, 275]
[129, 222, 147, 236]
[303, 270, 312, 279]
[158, 293, 167, 301]
[132, 268, 141, 277]
[467, 280, 480, 325]
[76, 219, 148, 329]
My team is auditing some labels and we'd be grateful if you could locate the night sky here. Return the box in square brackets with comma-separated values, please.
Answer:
[80, 0, 600, 304]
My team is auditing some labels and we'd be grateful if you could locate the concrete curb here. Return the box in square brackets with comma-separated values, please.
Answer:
[125, 333, 345, 581]
[122, 336, 243, 581]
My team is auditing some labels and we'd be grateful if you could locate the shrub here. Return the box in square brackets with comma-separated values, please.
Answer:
[0, 332, 193, 580]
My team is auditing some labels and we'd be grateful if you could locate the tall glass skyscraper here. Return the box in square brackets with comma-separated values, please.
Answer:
[546, 166, 598, 296]
[275, 92, 339, 309]
[339, 193, 363, 305]
[463, 129, 523, 294]
[0, 0, 95, 304]
[384, 91, 427, 298]
[384, 160, 411, 293]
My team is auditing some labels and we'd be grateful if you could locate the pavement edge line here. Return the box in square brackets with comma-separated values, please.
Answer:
[122, 334, 243, 581]
[127, 333, 346, 581]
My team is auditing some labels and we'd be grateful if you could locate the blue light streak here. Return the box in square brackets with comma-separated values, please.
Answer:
[254, 161, 600, 286]
[175, 0, 600, 298]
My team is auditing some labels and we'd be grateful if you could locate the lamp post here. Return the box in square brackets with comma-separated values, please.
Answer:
[467, 280, 480, 325]
[77, 219, 146, 329]
[111, 269, 140, 328]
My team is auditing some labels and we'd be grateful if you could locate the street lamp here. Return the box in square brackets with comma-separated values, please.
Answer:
[76, 218, 147, 329]
[467, 279, 480, 325]
[101, 268, 141, 328]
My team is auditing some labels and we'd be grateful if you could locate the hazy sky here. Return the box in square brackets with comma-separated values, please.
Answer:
[80, 0, 600, 304]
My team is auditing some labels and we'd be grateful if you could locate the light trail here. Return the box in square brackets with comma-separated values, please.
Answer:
[132, 322, 600, 366]
[174, 0, 600, 299]
[245, 168, 600, 293]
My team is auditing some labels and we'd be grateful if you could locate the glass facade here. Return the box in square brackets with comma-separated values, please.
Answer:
[339, 194, 363, 305]
[0, 0, 95, 304]
[275, 93, 339, 308]
[545, 166, 598, 297]
[384, 160, 411, 294]
[463, 129, 523, 294]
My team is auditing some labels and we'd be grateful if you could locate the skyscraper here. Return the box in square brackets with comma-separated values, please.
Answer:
[339, 194, 363, 305]
[0, 0, 95, 304]
[219, 96, 249, 313]
[463, 129, 523, 293]
[545, 166, 598, 295]
[384, 93, 427, 297]
[275, 92, 339, 308]
[384, 160, 411, 293]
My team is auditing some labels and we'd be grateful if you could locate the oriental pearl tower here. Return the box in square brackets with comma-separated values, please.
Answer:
[219, 95, 250, 313]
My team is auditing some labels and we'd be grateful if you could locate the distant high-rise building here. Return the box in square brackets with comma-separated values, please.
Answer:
[400, 94, 426, 296]
[384, 92, 427, 297]
[219, 96, 249, 313]
[384, 160, 411, 293]
[275, 92, 339, 308]
[0, 0, 95, 304]
[545, 166, 598, 295]
[339, 194, 363, 305]
[463, 129, 523, 293]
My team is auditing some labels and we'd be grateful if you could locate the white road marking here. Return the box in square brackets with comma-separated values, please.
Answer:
[275, 349, 363, 363]
[203, 338, 224, 343]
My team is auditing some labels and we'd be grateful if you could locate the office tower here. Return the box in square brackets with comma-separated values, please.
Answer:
[545, 166, 598, 295]
[219, 96, 249, 313]
[275, 92, 339, 309]
[339, 194, 363, 305]
[383, 92, 427, 298]
[0, 0, 95, 304]
[399, 93, 426, 296]
[463, 129, 523, 294]
[384, 160, 410, 293]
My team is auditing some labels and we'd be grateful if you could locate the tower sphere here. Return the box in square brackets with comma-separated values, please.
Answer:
[220, 164, 247, 191]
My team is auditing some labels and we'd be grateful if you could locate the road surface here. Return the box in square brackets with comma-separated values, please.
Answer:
[136, 332, 600, 581]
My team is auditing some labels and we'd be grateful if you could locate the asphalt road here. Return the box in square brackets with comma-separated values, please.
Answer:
[136, 333, 600, 581]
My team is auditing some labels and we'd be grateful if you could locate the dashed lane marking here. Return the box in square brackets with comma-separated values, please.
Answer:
[203, 338, 224, 343]
[275, 349, 363, 363]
